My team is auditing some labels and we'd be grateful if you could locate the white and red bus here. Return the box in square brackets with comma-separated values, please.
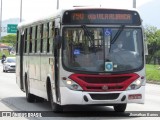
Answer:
[16, 8, 147, 112]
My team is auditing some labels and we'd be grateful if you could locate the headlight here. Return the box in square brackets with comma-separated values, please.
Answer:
[62, 78, 83, 91]
[127, 79, 143, 90]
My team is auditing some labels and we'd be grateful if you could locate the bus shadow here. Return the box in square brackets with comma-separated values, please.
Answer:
[1, 97, 136, 118]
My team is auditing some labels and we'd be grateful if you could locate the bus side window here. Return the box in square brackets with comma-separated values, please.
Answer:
[35, 26, 38, 53]
[27, 28, 30, 53]
[46, 22, 49, 53]
[40, 24, 43, 53]
[16, 30, 20, 54]
[37, 25, 42, 53]
[29, 27, 32, 53]
[24, 29, 28, 53]
[32, 26, 36, 53]
[43, 23, 48, 53]
[49, 21, 55, 53]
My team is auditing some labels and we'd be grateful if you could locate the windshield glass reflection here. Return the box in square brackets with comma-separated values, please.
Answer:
[62, 27, 143, 73]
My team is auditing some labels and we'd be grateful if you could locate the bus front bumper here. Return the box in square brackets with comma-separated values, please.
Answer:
[60, 86, 145, 105]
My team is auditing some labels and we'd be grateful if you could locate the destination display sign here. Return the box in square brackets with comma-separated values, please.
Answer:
[62, 9, 141, 25]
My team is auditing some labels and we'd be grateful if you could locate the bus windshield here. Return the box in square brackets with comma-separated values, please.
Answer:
[62, 27, 143, 73]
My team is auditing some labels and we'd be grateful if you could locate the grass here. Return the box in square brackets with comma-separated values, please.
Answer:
[0, 51, 15, 59]
[146, 64, 160, 82]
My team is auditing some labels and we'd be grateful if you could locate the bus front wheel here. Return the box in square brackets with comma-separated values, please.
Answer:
[113, 104, 127, 112]
[49, 85, 63, 112]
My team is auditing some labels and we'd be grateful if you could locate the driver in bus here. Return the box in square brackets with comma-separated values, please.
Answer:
[110, 37, 140, 68]
[112, 40, 124, 53]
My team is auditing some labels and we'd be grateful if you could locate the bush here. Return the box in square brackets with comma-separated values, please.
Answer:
[0, 50, 15, 59]
[146, 64, 160, 81]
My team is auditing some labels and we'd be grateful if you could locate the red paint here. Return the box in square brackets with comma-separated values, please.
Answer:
[69, 73, 139, 92]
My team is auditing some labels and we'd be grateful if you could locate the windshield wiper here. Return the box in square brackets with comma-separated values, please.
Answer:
[81, 25, 95, 48]
[110, 25, 125, 44]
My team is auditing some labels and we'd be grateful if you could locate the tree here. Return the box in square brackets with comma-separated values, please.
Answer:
[0, 34, 17, 48]
[145, 25, 160, 64]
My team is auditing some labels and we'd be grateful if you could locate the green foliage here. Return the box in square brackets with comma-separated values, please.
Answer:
[1, 34, 16, 47]
[154, 50, 160, 58]
[145, 25, 160, 64]
[146, 64, 160, 81]
[145, 25, 158, 44]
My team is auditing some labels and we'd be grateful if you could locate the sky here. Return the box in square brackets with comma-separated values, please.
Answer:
[1, 0, 159, 28]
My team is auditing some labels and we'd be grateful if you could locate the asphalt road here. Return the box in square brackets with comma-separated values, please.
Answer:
[0, 63, 160, 120]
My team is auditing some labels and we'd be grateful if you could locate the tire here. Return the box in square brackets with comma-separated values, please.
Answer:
[35, 96, 45, 103]
[25, 76, 36, 102]
[113, 104, 127, 112]
[49, 84, 63, 112]
[3, 67, 5, 72]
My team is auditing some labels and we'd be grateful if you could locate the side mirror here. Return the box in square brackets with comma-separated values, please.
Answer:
[54, 35, 62, 49]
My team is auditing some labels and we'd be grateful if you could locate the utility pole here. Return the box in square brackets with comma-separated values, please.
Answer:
[57, 0, 59, 9]
[20, 0, 22, 22]
[133, 0, 136, 8]
[0, 0, 2, 40]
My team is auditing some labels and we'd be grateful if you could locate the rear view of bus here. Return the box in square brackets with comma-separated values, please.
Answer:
[60, 8, 146, 112]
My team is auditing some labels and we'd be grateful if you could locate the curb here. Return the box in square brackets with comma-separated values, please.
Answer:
[147, 81, 160, 85]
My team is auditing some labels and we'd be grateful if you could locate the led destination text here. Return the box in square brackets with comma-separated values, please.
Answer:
[72, 13, 131, 21]
[63, 10, 141, 25]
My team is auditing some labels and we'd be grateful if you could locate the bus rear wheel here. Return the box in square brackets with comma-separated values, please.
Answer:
[113, 104, 127, 112]
[25, 76, 36, 102]
[49, 86, 63, 112]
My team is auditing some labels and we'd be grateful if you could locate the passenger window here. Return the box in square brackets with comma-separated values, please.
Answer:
[27, 28, 30, 53]
[49, 21, 55, 53]
[43, 23, 48, 53]
[40, 24, 43, 53]
[16, 30, 19, 54]
[46, 23, 49, 53]
[35, 26, 38, 53]
[24, 29, 28, 53]
[29, 27, 32, 53]
[37, 25, 42, 53]
[32, 26, 36, 53]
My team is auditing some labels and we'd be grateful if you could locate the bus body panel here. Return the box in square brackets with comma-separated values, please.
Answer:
[27, 54, 55, 99]
[22, 55, 29, 92]
[28, 55, 42, 97]
[60, 86, 145, 105]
